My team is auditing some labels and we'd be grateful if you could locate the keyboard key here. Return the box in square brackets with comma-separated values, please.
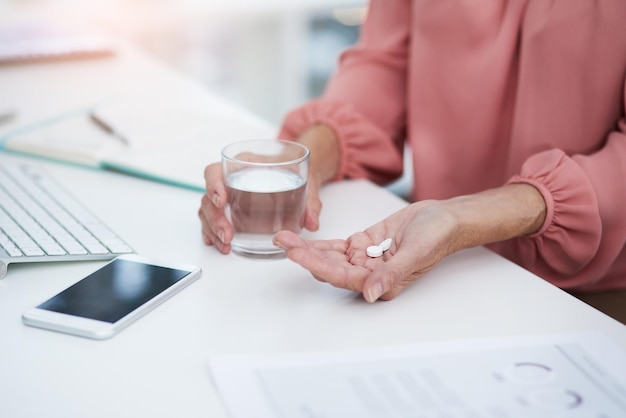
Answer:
[0, 231, 22, 257]
[0, 159, 134, 264]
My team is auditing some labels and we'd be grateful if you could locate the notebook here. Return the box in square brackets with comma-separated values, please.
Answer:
[0, 82, 277, 191]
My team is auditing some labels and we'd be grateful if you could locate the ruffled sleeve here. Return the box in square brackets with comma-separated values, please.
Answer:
[497, 116, 626, 290]
[503, 150, 601, 283]
[278, 99, 403, 184]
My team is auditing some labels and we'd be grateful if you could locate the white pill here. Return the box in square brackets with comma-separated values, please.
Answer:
[379, 238, 392, 252]
[366, 245, 383, 258]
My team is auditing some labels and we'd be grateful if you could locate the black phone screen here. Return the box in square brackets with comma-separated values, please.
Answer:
[38, 258, 191, 323]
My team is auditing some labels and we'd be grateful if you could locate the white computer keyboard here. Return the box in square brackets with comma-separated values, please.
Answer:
[0, 157, 134, 278]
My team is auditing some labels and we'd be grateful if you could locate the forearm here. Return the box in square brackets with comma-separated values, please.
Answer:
[443, 183, 547, 253]
[295, 124, 340, 185]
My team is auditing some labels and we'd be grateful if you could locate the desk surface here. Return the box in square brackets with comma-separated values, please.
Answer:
[1, 42, 626, 417]
[1, 152, 626, 418]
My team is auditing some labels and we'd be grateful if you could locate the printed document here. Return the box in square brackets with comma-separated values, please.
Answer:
[209, 332, 626, 418]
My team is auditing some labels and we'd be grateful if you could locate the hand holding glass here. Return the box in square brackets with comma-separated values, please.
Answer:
[221, 140, 309, 259]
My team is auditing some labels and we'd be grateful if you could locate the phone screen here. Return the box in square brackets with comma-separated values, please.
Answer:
[38, 258, 192, 323]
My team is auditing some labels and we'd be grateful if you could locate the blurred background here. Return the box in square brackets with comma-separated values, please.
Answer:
[0, 0, 411, 196]
[0, 0, 367, 126]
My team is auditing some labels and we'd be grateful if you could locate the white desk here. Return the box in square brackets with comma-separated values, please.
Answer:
[1, 45, 626, 418]
[1, 156, 626, 418]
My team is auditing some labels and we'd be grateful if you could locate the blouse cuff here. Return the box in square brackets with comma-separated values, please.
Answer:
[278, 99, 403, 184]
[506, 176, 554, 238]
[505, 149, 601, 277]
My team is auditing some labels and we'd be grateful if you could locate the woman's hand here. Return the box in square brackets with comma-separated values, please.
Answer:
[198, 124, 340, 254]
[273, 183, 546, 302]
[273, 201, 459, 302]
[197, 161, 325, 253]
[198, 162, 232, 254]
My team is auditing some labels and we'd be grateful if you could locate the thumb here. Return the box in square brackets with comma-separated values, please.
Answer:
[273, 230, 307, 251]
[303, 178, 322, 231]
[362, 253, 415, 303]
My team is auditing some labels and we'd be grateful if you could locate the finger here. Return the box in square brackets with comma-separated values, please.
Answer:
[286, 246, 370, 292]
[362, 265, 407, 303]
[274, 232, 371, 291]
[288, 246, 370, 292]
[198, 194, 234, 254]
[362, 249, 423, 303]
[198, 208, 231, 254]
[204, 163, 227, 209]
[273, 230, 307, 250]
[273, 231, 346, 252]
[345, 232, 377, 263]
[198, 205, 217, 246]
[303, 179, 322, 231]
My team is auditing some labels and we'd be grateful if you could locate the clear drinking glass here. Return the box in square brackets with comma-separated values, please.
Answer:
[221, 139, 309, 260]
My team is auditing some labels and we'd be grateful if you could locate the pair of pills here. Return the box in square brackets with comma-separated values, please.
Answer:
[366, 238, 392, 258]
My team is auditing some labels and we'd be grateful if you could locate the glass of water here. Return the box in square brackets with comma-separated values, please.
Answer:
[221, 139, 309, 259]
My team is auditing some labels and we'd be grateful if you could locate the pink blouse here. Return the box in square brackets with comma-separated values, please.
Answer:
[278, 0, 626, 292]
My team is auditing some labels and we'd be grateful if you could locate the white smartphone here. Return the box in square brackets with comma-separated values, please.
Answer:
[22, 254, 201, 339]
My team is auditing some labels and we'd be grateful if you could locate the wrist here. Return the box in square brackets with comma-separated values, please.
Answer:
[442, 183, 547, 251]
[295, 124, 340, 185]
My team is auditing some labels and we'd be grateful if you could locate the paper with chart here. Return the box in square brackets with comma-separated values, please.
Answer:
[209, 332, 626, 418]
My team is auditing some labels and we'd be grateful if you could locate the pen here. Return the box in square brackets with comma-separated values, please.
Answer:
[89, 112, 129, 146]
[0, 108, 16, 126]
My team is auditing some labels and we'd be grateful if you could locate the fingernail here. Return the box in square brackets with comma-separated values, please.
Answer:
[212, 193, 220, 206]
[218, 230, 225, 243]
[310, 211, 320, 230]
[272, 237, 285, 250]
[366, 283, 384, 303]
